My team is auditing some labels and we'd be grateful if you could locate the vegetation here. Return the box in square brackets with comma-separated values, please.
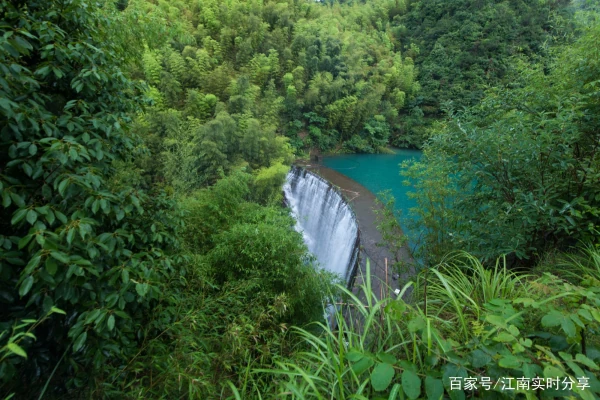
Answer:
[403, 12, 600, 265]
[128, 0, 419, 156]
[0, 0, 333, 397]
[1, 0, 599, 398]
[240, 253, 600, 399]
[394, 0, 573, 142]
[374, 190, 409, 276]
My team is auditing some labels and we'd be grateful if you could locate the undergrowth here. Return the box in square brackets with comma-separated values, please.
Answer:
[236, 250, 600, 400]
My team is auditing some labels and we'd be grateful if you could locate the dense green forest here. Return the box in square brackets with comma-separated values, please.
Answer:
[1, 0, 599, 398]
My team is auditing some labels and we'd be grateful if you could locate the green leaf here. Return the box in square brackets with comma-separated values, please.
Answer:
[19, 276, 34, 297]
[92, 199, 99, 214]
[85, 309, 101, 324]
[507, 325, 520, 336]
[522, 362, 538, 379]
[11, 209, 28, 225]
[498, 355, 522, 369]
[107, 315, 115, 331]
[443, 364, 467, 397]
[121, 269, 129, 284]
[18, 234, 33, 249]
[578, 309, 593, 322]
[58, 179, 69, 197]
[113, 310, 130, 319]
[0, 97, 15, 110]
[45, 258, 58, 275]
[425, 375, 444, 400]
[66, 228, 75, 245]
[566, 361, 586, 378]
[385, 300, 406, 320]
[513, 297, 536, 307]
[377, 352, 397, 365]
[26, 209, 37, 225]
[66, 264, 77, 279]
[73, 332, 87, 352]
[10, 192, 25, 207]
[45, 210, 55, 225]
[486, 314, 508, 329]
[407, 316, 426, 333]
[575, 354, 599, 370]
[2, 191, 11, 207]
[575, 387, 596, 400]
[35, 206, 49, 215]
[543, 365, 564, 378]
[471, 349, 491, 368]
[49, 306, 66, 315]
[50, 251, 70, 264]
[135, 283, 149, 297]
[347, 349, 364, 362]
[29, 144, 37, 156]
[52, 67, 64, 79]
[425, 355, 439, 367]
[35, 65, 51, 76]
[561, 318, 576, 338]
[55, 210, 67, 224]
[402, 369, 421, 399]
[24, 255, 41, 274]
[352, 357, 374, 375]
[541, 310, 563, 328]
[494, 332, 515, 343]
[7, 343, 27, 359]
[106, 293, 118, 308]
[23, 163, 32, 177]
[371, 362, 395, 392]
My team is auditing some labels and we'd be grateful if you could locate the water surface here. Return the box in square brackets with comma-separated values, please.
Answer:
[323, 149, 422, 239]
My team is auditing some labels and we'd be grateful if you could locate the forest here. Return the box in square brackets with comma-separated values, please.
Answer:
[0, 0, 599, 398]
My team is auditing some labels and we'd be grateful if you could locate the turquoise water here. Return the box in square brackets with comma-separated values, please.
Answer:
[323, 149, 423, 240]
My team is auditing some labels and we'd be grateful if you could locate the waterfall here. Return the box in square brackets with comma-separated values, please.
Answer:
[284, 166, 359, 283]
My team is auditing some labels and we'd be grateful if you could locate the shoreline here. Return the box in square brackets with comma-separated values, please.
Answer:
[295, 160, 415, 301]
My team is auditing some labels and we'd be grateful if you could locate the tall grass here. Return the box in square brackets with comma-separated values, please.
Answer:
[236, 253, 552, 399]
[557, 242, 600, 283]
[414, 252, 529, 341]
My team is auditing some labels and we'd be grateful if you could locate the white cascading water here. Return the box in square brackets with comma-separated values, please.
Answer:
[284, 166, 359, 283]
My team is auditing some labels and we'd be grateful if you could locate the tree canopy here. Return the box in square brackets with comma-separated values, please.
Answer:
[403, 13, 600, 264]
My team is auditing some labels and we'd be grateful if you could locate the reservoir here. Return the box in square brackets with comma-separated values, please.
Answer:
[323, 149, 423, 243]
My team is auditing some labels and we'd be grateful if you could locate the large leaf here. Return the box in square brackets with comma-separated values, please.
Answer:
[371, 362, 395, 392]
[402, 369, 421, 399]
[425, 375, 444, 400]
